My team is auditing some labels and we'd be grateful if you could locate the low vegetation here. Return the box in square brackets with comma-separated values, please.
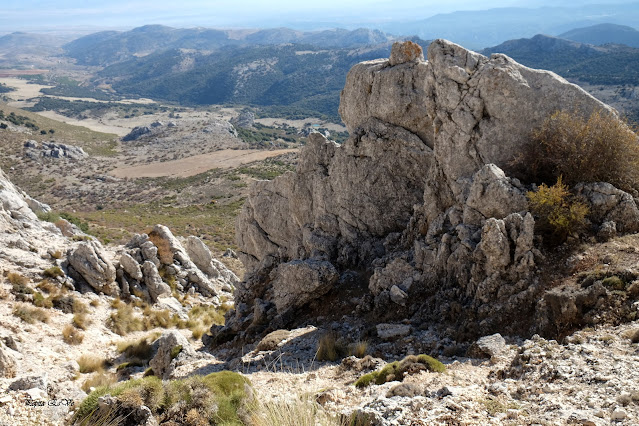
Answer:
[527, 176, 589, 244]
[73, 371, 253, 425]
[77, 354, 108, 374]
[62, 324, 84, 345]
[12, 303, 50, 324]
[519, 110, 639, 192]
[354, 354, 446, 388]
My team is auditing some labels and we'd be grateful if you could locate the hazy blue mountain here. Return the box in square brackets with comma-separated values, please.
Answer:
[380, 3, 639, 49]
[559, 23, 639, 48]
[0, 31, 72, 55]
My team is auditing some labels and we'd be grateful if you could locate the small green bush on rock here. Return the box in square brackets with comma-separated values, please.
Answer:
[354, 354, 445, 388]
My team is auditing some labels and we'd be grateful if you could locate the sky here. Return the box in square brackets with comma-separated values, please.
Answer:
[0, 0, 620, 33]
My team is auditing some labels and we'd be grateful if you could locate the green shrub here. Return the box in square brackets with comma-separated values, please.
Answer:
[354, 354, 446, 388]
[518, 110, 639, 192]
[73, 372, 252, 425]
[527, 176, 589, 245]
[602, 276, 625, 290]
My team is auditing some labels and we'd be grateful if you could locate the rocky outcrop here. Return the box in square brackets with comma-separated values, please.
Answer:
[122, 126, 151, 141]
[116, 225, 238, 304]
[67, 240, 118, 296]
[24, 141, 88, 160]
[225, 39, 631, 343]
[230, 110, 255, 129]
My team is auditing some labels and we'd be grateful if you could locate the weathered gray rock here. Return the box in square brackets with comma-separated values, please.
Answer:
[376, 323, 411, 340]
[467, 333, 507, 360]
[122, 126, 151, 141]
[575, 182, 639, 233]
[9, 374, 47, 391]
[230, 110, 255, 129]
[183, 236, 238, 285]
[120, 253, 143, 281]
[270, 259, 339, 313]
[149, 331, 195, 379]
[67, 240, 118, 296]
[142, 261, 171, 302]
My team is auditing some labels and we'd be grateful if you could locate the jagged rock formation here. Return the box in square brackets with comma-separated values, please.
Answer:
[23, 141, 88, 160]
[224, 40, 638, 343]
[112, 225, 239, 303]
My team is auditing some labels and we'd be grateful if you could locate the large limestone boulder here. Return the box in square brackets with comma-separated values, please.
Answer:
[67, 240, 118, 296]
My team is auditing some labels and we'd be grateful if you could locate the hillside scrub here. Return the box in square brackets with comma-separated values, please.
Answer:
[527, 176, 589, 245]
[355, 354, 446, 388]
[517, 110, 639, 192]
[72, 371, 253, 425]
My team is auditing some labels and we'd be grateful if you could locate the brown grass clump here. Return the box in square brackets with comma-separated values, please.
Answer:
[7, 272, 28, 286]
[78, 354, 108, 374]
[516, 110, 639, 192]
[63, 324, 84, 345]
[73, 313, 90, 330]
[36, 279, 59, 294]
[348, 341, 369, 358]
[316, 333, 346, 362]
[107, 303, 145, 336]
[81, 372, 116, 393]
[12, 303, 49, 323]
[148, 230, 173, 264]
[117, 335, 157, 360]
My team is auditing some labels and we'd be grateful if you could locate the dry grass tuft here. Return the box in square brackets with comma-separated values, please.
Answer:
[148, 231, 173, 264]
[78, 354, 108, 374]
[12, 303, 49, 323]
[7, 272, 28, 286]
[63, 324, 84, 345]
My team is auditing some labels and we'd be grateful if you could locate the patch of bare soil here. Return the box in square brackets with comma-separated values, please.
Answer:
[110, 149, 298, 178]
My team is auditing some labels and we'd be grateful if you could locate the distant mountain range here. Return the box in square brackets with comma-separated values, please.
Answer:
[483, 33, 639, 86]
[380, 3, 639, 49]
[64, 25, 395, 66]
[559, 23, 639, 48]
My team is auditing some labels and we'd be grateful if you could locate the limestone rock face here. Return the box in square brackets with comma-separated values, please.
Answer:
[228, 39, 631, 343]
[142, 261, 171, 302]
[67, 240, 118, 296]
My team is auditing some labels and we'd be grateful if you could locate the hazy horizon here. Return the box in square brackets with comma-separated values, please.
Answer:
[1, 0, 634, 34]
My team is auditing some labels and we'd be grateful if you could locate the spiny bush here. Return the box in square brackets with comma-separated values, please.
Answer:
[63, 324, 84, 345]
[73, 372, 252, 425]
[354, 354, 445, 388]
[517, 110, 639, 192]
[527, 176, 589, 245]
[12, 303, 50, 324]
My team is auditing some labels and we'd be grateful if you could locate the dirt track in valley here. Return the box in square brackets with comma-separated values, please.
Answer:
[110, 148, 298, 178]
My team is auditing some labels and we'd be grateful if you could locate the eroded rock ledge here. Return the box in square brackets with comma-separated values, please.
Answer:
[220, 39, 637, 344]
